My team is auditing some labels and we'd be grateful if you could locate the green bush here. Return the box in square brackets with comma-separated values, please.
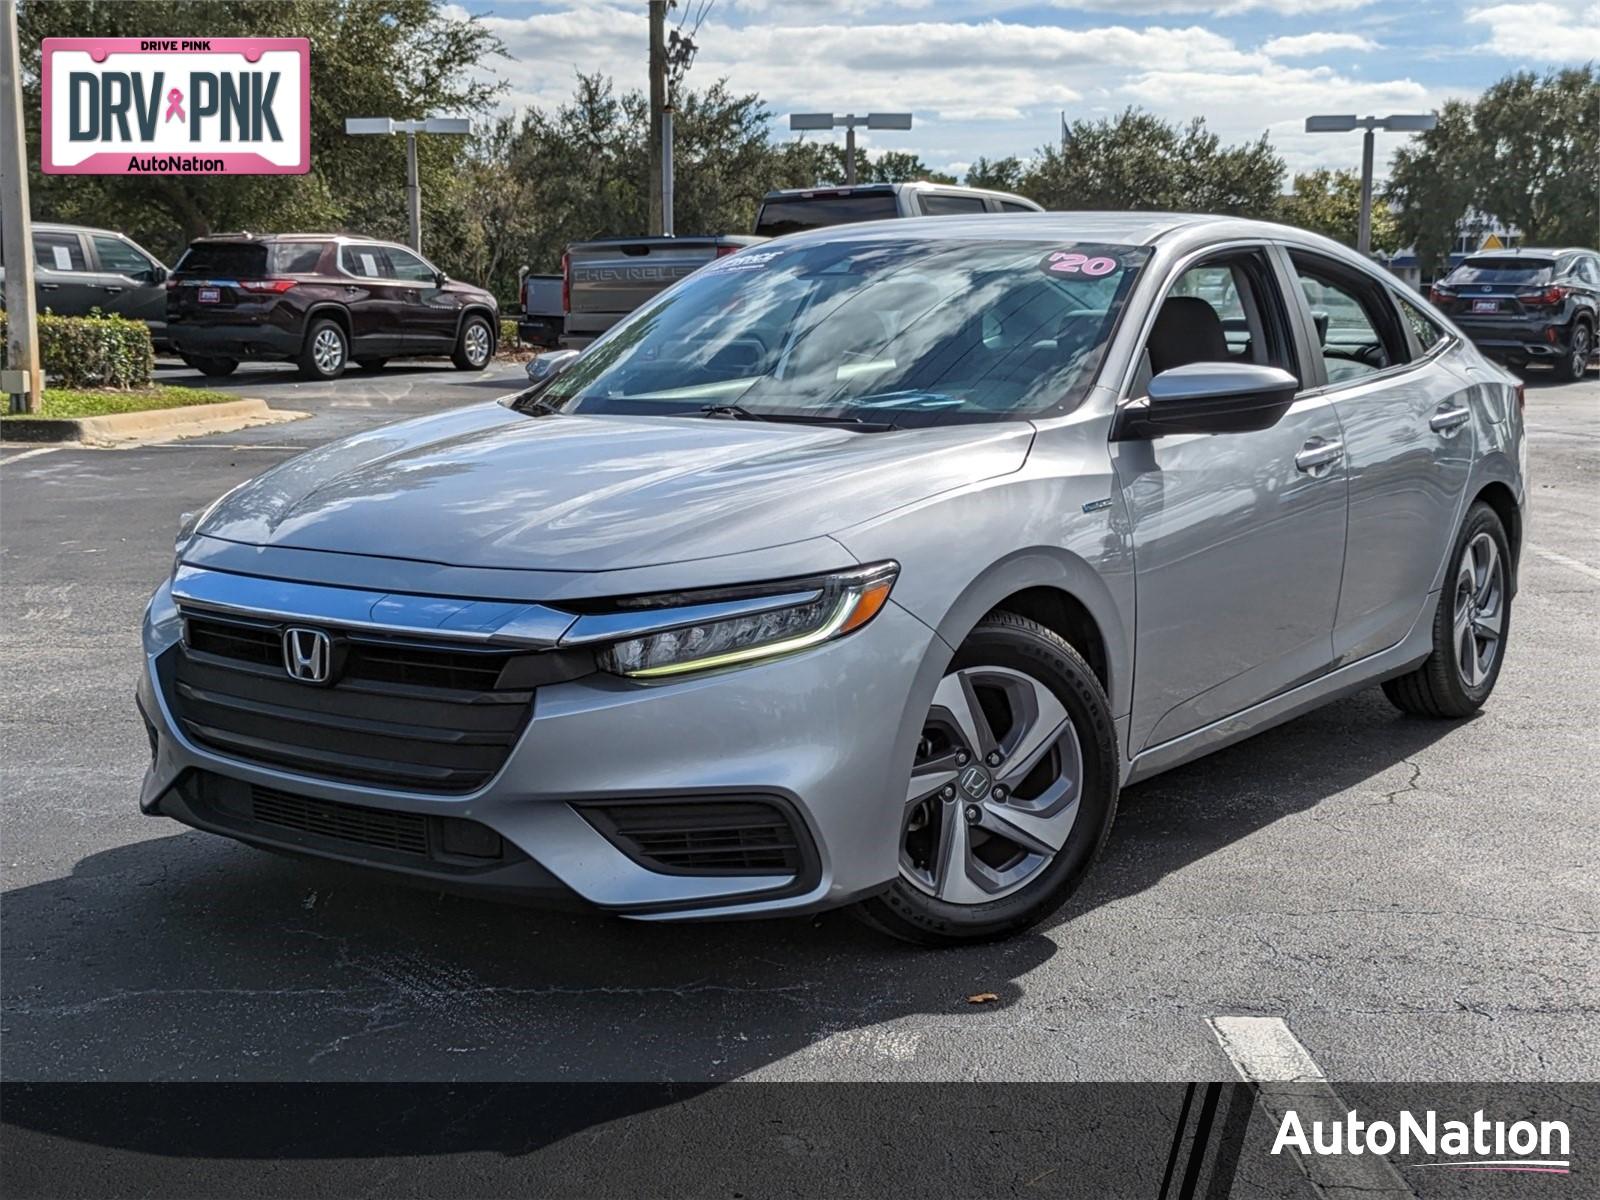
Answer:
[498, 316, 520, 352]
[0, 309, 154, 389]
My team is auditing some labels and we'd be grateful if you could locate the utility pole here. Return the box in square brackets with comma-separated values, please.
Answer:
[1305, 112, 1437, 257]
[791, 112, 913, 187]
[1357, 124, 1376, 256]
[0, 0, 41, 414]
[405, 131, 421, 252]
[647, 0, 667, 236]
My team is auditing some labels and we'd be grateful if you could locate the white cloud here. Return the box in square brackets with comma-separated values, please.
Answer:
[1057, 0, 1375, 13]
[455, 6, 1458, 179]
[1262, 32, 1379, 57]
[1466, 2, 1600, 58]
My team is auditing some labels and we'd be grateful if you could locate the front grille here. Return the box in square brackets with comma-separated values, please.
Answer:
[580, 799, 807, 876]
[250, 785, 429, 854]
[167, 611, 555, 793]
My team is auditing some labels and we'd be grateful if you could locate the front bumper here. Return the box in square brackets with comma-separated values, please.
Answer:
[137, 574, 939, 920]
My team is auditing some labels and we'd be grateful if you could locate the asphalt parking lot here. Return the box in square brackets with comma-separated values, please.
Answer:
[2, 362, 1596, 1086]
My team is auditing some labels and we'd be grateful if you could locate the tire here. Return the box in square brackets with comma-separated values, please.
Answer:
[1551, 320, 1592, 383]
[1382, 501, 1512, 719]
[181, 354, 238, 377]
[452, 314, 494, 370]
[355, 357, 388, 371]
[297, 318, 348, 381]
[854, 611, 1120, 945]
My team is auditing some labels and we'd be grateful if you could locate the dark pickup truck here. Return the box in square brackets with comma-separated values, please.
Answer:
[560, 181, 1041, 348]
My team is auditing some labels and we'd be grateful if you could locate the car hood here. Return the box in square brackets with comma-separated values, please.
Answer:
[198, 402, 1034, 572]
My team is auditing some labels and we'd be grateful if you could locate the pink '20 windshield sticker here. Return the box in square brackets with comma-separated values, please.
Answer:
[1041, 249, 1121, 277]
[41, 38, 310, 175]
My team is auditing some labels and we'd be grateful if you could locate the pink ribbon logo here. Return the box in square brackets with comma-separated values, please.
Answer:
[164, 87, 185, 123]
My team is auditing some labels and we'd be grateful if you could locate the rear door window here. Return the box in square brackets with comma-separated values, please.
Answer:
[919, 193, 988, 216]
[754, 193, 900, 237]
[33, 231, 87, 272]
[174, 242, 269, 277]
[1288, 252, 1410, 384]
[339, 245, 394, 279]
[272, 242, 326, 274]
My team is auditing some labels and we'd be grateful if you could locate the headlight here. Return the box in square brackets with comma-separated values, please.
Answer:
[590, 562, 898, 679]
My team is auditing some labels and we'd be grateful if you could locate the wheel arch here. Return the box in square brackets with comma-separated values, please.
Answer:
[456, 304, 499, 346]
[926, 547, 1131, 720]
[300, 303, 351, 345]
[1473, 479, 1522, 594]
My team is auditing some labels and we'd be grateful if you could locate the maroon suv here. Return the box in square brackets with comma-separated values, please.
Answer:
[166, 233, 498, 380]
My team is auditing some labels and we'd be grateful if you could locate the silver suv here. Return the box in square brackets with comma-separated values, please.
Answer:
[138, 213, 1525, 944]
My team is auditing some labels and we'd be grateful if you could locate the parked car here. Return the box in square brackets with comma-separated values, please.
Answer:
[140, 214, 1524, 943]
[560, 182, 1044, 347]
[1430, 247, 1599, 381]
[517, 273, 565, 349]
[166, 233, 498, 380]
[561, 234, 765, 348]
[0, 221, 170, 347]
[752, 180, 1042, 237]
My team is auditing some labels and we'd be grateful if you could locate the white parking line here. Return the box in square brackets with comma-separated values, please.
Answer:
[1528, 543, 1600, 583]
[1208, 1016, 1418, 1198]
[0, 446, 64, 466]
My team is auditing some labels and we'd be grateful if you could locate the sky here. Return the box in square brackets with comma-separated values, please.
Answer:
[448, 0, 1600, 181]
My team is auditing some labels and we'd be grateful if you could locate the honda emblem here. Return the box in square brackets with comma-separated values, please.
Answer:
[282, 626, 333, 684]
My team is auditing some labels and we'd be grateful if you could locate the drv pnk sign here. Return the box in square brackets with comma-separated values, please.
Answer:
[41, 38, 309, 175]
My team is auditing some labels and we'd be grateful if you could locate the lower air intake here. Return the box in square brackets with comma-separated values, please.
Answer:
[579, 799, 807, 876]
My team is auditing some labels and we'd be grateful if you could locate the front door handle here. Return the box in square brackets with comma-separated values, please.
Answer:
[101, 285, 124, 294]
[39, 282, 59, 291]
[1295, 438, 1344, 474]
[1430, 404, 1471, 433]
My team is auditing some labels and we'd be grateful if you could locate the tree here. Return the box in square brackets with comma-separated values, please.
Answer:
[965, 156, 1025, 194]
[1387, 68, 1600, 273]
[1279, 168, 1401, 253]
[1020, 109, 1284, 217]
[18, 0, 504, 258]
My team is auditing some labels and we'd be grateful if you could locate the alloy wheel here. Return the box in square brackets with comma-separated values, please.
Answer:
[1453, 531, 1504, 689]
[312, 326, 345, 374]
[900, 665, 1083, 904]
[464, 321, 491, 367]
[1573, 326, 1592, 377]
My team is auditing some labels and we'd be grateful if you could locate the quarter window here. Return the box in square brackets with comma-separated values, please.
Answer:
[1397, 296, 1446, 354]
[33, 231, 86, 272]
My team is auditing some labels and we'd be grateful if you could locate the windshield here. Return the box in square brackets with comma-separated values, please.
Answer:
[521, 238, 1150, 428]
[1446, 258, 1554, 286]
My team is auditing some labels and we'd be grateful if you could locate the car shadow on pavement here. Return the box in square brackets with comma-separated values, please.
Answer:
[1, 689, 1460, 1090]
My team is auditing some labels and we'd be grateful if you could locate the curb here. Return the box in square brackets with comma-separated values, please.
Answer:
[0, 399, 307, 447]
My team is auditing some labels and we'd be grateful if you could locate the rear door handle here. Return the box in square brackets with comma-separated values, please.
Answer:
[101, 286, 124, 294]
[1430, 405, 1471, 433]
[39, 282, 59, 291]
[1295, 438, 1344, 474]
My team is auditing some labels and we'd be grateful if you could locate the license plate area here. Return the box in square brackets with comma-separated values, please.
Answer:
[1472, 299, 1499, 314]
[197, 287, 221, 304]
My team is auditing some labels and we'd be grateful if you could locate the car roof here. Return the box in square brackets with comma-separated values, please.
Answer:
[29, 221, 130, 239]
[760, 181, 1039, 205]
[758, 210, 1311, 249]
[186, 232, 387, 244]
[1459, 247, 1582, 261]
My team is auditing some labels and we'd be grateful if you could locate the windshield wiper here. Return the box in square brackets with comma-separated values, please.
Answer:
[699, 404, 770, 421]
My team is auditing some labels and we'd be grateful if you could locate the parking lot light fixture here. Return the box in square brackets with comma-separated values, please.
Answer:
[1304, 112, 1439, 256]
[343, 116, 472, 253]
[790, 112, 914, 187]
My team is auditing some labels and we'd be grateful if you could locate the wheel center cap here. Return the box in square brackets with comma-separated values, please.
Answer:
[958, 764, 993, 800]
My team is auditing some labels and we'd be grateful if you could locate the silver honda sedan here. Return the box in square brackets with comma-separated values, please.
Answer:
[137, 214, 1526, 943]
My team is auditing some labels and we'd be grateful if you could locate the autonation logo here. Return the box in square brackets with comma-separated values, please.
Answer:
[1273, 1109, 1571, 1175]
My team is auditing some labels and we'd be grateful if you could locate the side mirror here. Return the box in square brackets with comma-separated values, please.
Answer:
[435, 270, 449, 287]
[151, 265, 169, 285]
[1112, 362, 1298, 440]
[525, 348, 580, 385]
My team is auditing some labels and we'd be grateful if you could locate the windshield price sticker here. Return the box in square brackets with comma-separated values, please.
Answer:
[708, 249, 785, 273]
[1041, 249, 1120, 277]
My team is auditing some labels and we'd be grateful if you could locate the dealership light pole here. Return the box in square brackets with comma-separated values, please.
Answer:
[344, 116, 472, 253]
[1305, 112, 1438, 256]
[790, 112, 914, 186]
[0, 0, 40, 413]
